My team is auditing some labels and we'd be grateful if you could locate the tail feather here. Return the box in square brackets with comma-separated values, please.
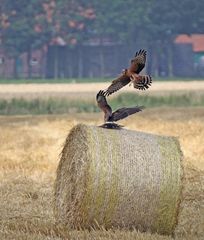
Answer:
[133, 75, 152, 90]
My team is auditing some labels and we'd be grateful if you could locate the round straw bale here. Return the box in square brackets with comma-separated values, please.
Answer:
[54, 124, 183, 235]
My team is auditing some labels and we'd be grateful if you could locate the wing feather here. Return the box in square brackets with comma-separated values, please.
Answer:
[110, 106, 144, 122]
[104, 73, 130, 97]
[96, 90, 112, 114]
[130, 49, 147, 74]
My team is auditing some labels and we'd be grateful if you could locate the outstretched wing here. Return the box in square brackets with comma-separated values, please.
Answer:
[104, 49, 147, 96]
[129, 49, 147, 74]
[110, 106, 144, 122]
[104, 73, 130, 97]
[132, 75, 152, 90]
[96, 90, 112, 114]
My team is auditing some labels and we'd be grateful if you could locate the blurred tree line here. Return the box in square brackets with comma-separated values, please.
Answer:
[0, 0, 204, 78]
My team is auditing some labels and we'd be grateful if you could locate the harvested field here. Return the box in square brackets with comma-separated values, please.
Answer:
[0, 81, 204, 99]
[0, 107, 204, 239]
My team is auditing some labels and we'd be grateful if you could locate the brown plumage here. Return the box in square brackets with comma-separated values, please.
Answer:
[131, 74, 152, 90]
[96, 90, 144, 124]
[104, 49, 152, 96]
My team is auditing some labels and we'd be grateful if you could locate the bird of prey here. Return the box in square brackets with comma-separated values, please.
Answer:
[96, 90, 144, 129]
[103, 49, 152, 96]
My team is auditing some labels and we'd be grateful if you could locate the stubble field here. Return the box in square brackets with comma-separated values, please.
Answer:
[0, 107, 204, 240]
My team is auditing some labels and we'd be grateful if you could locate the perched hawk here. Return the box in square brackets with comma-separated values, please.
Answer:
[96, 90, 143, 128]
[104, 49, 152, 96]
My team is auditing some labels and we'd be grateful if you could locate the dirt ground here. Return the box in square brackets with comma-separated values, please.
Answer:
[0, 81, 204, 99]
[0, 108, 204, 239]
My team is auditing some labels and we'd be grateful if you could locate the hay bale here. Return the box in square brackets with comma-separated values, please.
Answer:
[54, 124, 183, 235]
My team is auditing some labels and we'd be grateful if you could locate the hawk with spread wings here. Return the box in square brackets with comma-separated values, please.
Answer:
[103, 49, 152, 96]
[96, 90, 143, 128]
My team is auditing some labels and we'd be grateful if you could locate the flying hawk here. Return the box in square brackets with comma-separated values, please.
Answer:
[96, 90, 144, 128]
[103, 49, 152, 96]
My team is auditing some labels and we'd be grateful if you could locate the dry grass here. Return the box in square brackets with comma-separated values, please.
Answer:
[0, 107, 203, 239]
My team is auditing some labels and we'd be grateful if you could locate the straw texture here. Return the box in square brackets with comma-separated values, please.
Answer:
[54, 124, 183, 235]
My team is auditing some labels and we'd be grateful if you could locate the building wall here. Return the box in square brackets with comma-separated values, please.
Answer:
[0, 48, 46, 79]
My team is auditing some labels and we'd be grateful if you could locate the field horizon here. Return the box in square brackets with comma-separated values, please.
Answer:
[0, 81, 204, 115]
[0, 81, 204, 100]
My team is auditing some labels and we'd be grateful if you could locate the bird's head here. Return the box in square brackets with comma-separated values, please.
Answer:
[122, 68, 128, 75]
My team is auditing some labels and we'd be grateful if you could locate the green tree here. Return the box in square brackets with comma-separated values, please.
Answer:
[176, 0, 204, 34]
[128, 0, 204, 76]
[0, 0, 51, 78]
[1, 0, 204, 78]
[43, 0, 96, 77]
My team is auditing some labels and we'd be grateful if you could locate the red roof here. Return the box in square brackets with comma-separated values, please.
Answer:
[175, 34, 204, 52]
